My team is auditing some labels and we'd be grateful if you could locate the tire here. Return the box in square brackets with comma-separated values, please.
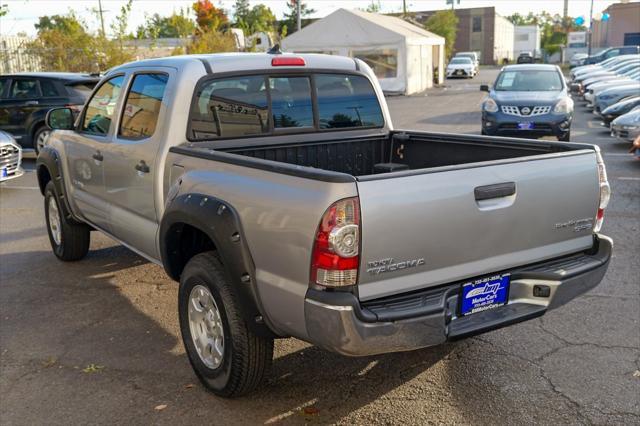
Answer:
[34, 126, 51, 155]
[481, 129, 487, 135]
[558, 131, 571, 142]
[179, 252, 273, 397]
[44, 181, 90, 261]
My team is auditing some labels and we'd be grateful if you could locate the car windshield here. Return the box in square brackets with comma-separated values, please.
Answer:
[450, 58, 471, 64]
[494, 69, 563, 91]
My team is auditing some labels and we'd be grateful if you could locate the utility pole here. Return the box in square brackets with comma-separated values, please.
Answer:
[296, 0, 301, 32]
[563, 0, 569, 32]
[403, 0, 407, 16]
[97, 0, 106, 37]
[588, 0, 594, 56]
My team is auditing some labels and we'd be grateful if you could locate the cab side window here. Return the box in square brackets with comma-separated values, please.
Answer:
[39, 79, 60, 97]
[0, 78, 8, 98]
[82, 75, 125, 135]
[119, 73, 168, 139]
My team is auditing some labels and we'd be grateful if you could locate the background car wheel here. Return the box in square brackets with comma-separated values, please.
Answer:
[44, 181, 90, 261]
[559, 132, 571, 142]
[179, 252, 273, 398]
[34, 126, 51, 154]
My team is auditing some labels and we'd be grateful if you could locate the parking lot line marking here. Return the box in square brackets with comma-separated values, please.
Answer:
[617, 177, 640, 181]
[0, 185, 39, 190]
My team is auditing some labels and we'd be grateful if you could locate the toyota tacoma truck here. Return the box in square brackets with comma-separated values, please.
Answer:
[37, 52, 613, 397]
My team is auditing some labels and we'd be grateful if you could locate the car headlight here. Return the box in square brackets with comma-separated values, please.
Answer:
[553, 97, 574, 114]
[622, 125, 639, 130]
[483, 98, 498, 112]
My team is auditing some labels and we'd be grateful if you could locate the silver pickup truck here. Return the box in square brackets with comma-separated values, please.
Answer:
[37, 53, 612, 397]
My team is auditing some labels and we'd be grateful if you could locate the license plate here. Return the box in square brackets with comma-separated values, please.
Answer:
[1, 167, 7, 178]
[517, 122, 534, 130]
[460, 274, 510, 316]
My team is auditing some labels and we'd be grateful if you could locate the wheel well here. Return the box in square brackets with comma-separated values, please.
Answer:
[37, 165, 51, 195]
[32, 121, 46, 138]
[164, 223, 217, 280]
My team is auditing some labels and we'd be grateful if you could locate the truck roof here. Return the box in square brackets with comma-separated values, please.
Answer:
[109, 52, 359, 75]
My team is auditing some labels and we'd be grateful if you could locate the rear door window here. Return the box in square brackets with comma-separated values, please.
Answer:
[315, 74, 384, 129]
[119, 73, 168, 139]
[0, 78, 8, 98]
[82, 75, 125, 135]
[10, 79, 40, 99]
[39, 79, 60, 97]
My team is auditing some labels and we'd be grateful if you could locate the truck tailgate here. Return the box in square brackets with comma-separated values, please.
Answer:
[356, 151, 599, 301]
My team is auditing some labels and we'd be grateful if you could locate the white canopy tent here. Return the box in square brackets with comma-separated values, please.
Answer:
[281, 9, 445, 95]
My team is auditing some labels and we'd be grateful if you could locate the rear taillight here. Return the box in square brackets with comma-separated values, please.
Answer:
[594, 149, 610, 232]
[311, 197, 360, 287]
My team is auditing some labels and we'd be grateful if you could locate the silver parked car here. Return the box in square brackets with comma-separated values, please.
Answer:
[0, 130, 23, 182]
[610, 107, 640, 142]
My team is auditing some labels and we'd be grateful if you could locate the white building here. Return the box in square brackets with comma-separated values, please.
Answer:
[514, 25, 541, 57]
[281, 8, 446, 95]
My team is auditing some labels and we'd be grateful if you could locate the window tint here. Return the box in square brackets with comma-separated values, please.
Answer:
[82, 75, 125, 135]
[316, 74, 384, 129]
[10, 79, 39, 99]
[190, 76, 269, 140]
[494, 70, 563, 92]
[269, 77, 313, 128]
[40, 79, 59, 97]
[119, 74, 168, 139]
[66, 82, 97, 100]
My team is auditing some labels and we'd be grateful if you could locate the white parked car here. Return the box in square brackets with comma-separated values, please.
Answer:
[0, 131, 24, 182]
[610, 108, 640, 143]
[455, 51, 480, 73]
[446, 57, 476, 78]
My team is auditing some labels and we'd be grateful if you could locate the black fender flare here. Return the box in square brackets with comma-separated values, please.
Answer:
[160, 193, 278, 338]
[36, 146, 83, 225]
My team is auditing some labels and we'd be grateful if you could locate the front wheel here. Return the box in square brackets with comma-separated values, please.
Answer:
[34, 126, 51, 154]
[44, 181, 90, 261]
[179, 252, 273, 397]
[558, 131, 571, 142]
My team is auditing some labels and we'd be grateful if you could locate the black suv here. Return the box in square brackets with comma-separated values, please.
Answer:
[584, 45, 640, 65]
[0, 73, 99, 153]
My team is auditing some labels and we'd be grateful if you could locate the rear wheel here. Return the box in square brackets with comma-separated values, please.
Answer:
[34, 126, 51, 154]
[179, 252, 273, 397]
[44, 181, 90, 261]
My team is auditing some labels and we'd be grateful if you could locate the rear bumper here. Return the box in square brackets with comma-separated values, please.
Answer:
[304, 234, 612, 356]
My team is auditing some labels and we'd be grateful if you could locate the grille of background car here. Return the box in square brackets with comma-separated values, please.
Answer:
[501, 105, 551, 117]
[0, 144, 20, 174]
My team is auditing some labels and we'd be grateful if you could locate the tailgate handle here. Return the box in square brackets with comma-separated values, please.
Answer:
[474, 182, 516, 201]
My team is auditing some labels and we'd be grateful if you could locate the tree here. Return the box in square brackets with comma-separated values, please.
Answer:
[281, 0, 315, 35]
[0, 4, 8, 18]
[233, 0, 251, 31]
[365, 1, 381, 13]
[186, 30, 236, 53]
[506, 12, 587, 58]
[425, 10, 458, 59]
[136, 10, 195, 38]
[246, 5, 277, 34]
[193, 0, 228, 33]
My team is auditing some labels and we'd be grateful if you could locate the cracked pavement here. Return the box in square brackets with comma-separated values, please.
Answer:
[1, 68, 638, 425]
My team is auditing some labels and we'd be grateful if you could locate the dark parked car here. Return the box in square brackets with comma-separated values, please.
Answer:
[599, 96, 640, 126]
[0, 73, 99, 153]
[517, 52, 534, 64]
[481, 64, 573, 141]
[584, 45, 640, 65]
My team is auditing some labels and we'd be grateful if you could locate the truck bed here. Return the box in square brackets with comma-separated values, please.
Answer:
[214, 131, 589, 178]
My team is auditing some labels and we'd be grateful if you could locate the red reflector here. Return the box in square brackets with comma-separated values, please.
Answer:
[271, 57, 306, 67]
[597, 208, 604, 220]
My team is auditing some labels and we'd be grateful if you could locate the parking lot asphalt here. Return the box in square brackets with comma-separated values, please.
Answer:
[1, 67, 638, 425]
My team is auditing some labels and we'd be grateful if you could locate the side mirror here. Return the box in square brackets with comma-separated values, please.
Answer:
[480, 84, 490, 92]
[46, 107, 75, 130]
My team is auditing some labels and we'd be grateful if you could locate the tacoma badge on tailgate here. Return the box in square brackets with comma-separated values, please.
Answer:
[367, 257, 426, 275]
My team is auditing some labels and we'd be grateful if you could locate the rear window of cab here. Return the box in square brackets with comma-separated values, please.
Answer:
[187, 73, 384, 141]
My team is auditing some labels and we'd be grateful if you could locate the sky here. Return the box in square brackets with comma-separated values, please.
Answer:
[0, 0, 627, 37]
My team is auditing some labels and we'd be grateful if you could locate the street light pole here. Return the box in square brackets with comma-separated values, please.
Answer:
[588, 0, 594, 56]
[97, 0, 106, 37]
[296, 0, 301, 32]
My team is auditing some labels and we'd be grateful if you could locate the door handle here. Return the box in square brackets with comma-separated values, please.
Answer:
[474, 182, 516, 201]
[135, 160, 150, 174]
[24, 100, 39, 106]
[92, 151, 103, 162]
